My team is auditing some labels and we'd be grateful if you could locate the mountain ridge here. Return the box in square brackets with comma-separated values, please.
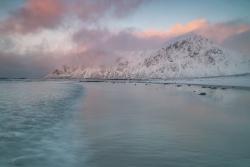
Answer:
[45, 33, 250, 79]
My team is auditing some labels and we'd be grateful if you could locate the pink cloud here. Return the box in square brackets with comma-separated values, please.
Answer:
[0, 0, 66, 34]
[0, 0, 148, 35]
[137, 19, 208, 38]
[136, 19, 250, 43]
[72, 19, 250, 54]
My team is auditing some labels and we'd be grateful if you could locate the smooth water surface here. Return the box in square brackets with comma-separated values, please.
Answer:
[0, 80, 250, 167]
[79, 82, 250, 167]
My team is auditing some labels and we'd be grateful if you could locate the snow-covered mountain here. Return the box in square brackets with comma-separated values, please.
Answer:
[46, 33, 250, 79]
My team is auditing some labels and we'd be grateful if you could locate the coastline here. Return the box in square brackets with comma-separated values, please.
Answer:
[76, 74, 250, 90]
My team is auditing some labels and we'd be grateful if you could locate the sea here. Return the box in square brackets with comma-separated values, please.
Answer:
[0, 79, 250, 167]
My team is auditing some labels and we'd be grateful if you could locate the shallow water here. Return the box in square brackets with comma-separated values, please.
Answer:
[79, 83, 250, 167]
[1, 80, 250, 167]
[0, 80, 86, 167]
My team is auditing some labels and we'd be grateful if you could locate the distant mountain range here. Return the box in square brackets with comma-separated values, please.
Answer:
[46, 33, 250, 79]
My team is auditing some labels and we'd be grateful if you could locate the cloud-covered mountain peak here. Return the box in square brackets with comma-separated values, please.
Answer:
[46, 33, 250, 79]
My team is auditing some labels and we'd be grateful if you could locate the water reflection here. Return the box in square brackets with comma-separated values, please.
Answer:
[80, 82, 250, 167]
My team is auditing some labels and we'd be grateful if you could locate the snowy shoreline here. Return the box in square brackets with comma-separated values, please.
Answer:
[78, 74, 250, 89]
[145, 75, 250, 88]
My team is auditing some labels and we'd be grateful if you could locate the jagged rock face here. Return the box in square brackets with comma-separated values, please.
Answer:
[46, 34, 250, 79]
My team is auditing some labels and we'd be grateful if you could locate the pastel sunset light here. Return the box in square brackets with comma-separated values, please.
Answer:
[0, 0, 249, 77]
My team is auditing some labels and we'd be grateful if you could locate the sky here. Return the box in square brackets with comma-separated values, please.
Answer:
[0, 0, 250, 78]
